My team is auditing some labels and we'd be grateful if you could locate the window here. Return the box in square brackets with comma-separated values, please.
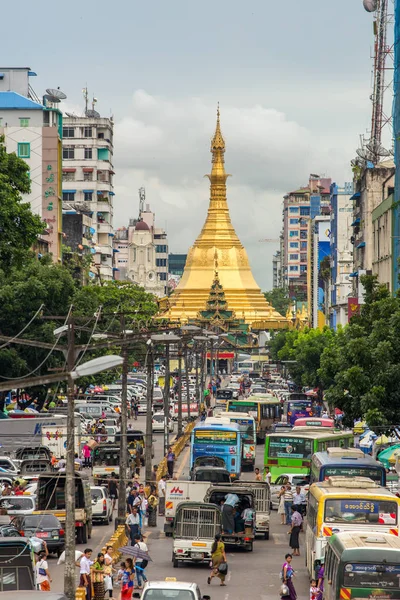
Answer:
[62, 172, 75, 182]
[159, 272, 167, 281]
[62, 127, 75, 138]
[84, 127, 92, 137]
[300, 265, 307, 273]
[156, 245, 167, 253]
[289, 242, 298, 249]
[98, 132, 105, 139]
[156, 258, 167, 267]
[300, 253, 307, 262]
[84, 148, 92, 159]
[17, 142, 30, 158]
[289, 218, 299, 225]
[289, 265, 299, 272]
[289, 253, 298, 260]
[98, 148, 109, 160]
[19, 118, 29, 127]
[300, 206, 310, 216]
[63, 147, 74, 159]
[289, 231, 299, 237]
[84, 192, 93, 201]
[147, 247, 151, 262]
[83, 172, 93, 181]
[63, 192, 75, 202]
[97, 171, 108, 182]
[300, 241, 307, 249]
[289, 207, 299, 213]
[300, 231, 307, 239]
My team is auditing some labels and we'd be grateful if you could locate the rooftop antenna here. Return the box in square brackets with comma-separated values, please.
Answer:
[138, 187, 145, 218]
[44, 87, 67, 105]
[82, 87, 88, 114]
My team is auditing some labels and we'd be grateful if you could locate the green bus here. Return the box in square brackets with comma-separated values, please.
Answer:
[226, 396, 281, 443]
[324, 531, 400, 599]
[264, 430, 354, 479]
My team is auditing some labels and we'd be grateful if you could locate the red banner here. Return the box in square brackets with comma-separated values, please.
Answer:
[206, 352, 234, 359]
[348, 297, 360, 321]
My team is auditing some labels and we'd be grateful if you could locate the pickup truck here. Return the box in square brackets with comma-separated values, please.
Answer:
[33, 472, 92, 544]
[92, 443, 131, 484]
[164, 481, 210, 536]
[133, 579, 210, 600]
[172, 502, 221, 568]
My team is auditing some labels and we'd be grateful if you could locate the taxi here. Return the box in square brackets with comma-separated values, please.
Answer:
[133, 578, 211, 600]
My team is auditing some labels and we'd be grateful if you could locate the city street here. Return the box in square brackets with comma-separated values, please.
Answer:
[50, 414, 310, 599]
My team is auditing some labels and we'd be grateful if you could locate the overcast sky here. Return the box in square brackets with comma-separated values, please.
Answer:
[3, 0, 381, 289]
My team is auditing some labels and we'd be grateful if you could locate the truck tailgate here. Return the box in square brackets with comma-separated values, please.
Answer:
[33, 508, 85, 523]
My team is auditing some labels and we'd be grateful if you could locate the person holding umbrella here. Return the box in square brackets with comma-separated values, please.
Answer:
[132, 534, 148, 589]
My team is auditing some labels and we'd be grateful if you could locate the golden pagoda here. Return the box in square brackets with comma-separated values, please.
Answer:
[165, 108, 288, 329]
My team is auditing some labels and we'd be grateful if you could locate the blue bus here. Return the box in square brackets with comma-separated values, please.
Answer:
[283, 395, 313, 425]
[310, 447, 386, 486]
[190, 422, 242, 478]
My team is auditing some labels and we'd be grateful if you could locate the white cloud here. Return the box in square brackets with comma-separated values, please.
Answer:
[112, 91, 356, 289]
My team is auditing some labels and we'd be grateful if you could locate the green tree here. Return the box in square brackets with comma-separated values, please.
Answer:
[0, 136, 44, 271]
[264, 287, 290, 316]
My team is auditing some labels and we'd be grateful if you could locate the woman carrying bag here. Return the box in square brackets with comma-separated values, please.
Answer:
[207, 534, 227, 587]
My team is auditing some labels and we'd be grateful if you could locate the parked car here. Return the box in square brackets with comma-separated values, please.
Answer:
[12, 513, 65, 556]
[152, 413, 173, 433]
[270, 473, 310, 509]
[90, 485, 113, 524]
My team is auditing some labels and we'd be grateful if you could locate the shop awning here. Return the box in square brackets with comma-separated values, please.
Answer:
[349, 271, 358, 277]
[83, 167, 94, 172]
[356, 241, 365, 249]
[351, 218, 360, 226]
[62, 168, 76, 172]
[350, 192, 361, 200]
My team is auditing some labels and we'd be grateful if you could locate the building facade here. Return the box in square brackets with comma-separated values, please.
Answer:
[371, 193, 394, 291]
[308, 215, 331, 329]
[272, 250, 282, 288]
[281, 174, 331, 303]
[329, 182, 354, 328]
[114, 205, 168, 297]
[0, 67, 63, 260]
[351, 160, 395, 301]
[61, 114, 115, 281]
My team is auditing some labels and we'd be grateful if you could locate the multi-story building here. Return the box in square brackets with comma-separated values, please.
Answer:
[168, 254, 187, 277]
[351, 160, 395, 300]
[61, 113, 115, 281]
[0, 67, 63, 260]
[281, 174, 331, 302]
[329, 182, 354, 328]
[272, 250, 282, 289]
[308, 215, 331, 329]
[113, 204, 168, 297]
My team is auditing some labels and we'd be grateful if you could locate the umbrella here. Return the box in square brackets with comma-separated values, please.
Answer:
[334, 408, 343, 416]
[376, 444, 400, 468]
[119, 546, 152, 562]
[375, 434, 390, 446]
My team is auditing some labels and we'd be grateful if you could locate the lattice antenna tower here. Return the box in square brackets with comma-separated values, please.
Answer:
[138, 187, 146, 218]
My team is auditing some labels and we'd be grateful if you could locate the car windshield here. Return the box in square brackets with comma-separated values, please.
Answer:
[153, 416, 164, 422]
[143, 590, 195, 599]
[324, 499, 398, 524]
[0, 497, 33, 510]
[91, 489, 103, 502]
[23, 515, 60, 528]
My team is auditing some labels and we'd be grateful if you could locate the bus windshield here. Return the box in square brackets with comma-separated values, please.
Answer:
[324, 499, 397, 524]
[269, 436, 313, 459]
[235, 420, 255, 442]
[288, 401, 312, 411]
[228, 402, 258, 417]
[344, 563, 400, 589]
[193, 430, 237, 444]
[321, 466, 385, 484]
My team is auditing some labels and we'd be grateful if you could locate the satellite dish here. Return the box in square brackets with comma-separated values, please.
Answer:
[46, 88, 67, 102]
[363, 0, 377, 11]
[86, 109, 100, 118]
[356, 148, 371, 161]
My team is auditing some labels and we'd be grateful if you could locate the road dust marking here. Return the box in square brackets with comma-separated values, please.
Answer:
[271, 533, 290, 544]
[176, 446, 190, 478]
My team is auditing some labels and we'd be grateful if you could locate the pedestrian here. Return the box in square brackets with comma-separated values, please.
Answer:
[281, 553, 297, 600]
[207, 533, 227, 587]
[82, 443, 92, 468]
[125, 506, 141, 545]
[292, 486, 306, 518]
[255, 468, 262, 482]
[310, 578, 320, 600]
[127, 489, 137, 514]
[284, 483, 294, 525]
[165, 446, 175, 478]
[116, 561, 125, 588]
[77, 548, 93, 600]
[133, 489, 148, 529]
[135, 444, 143, 476]
[104, 546, 114, 599]
[222, 493, 238, 534]
[120, 558, 134, 600]
[108, 472, 119, 512]
[288, 505, 302, 556]
[147, 485, 158, 527]
[278, 486, 286, 525]
[316, 563, 324, 600]
[133, 534, 148, 589]
[58, 456, 66, 472]
[92, 553, 105, 600]
[264, 466, 272, 485]
[35, 549, 52, 591]
[150, 465, 158, 483]
[1, 481, 12, 496]
[158, 475, 166, 516]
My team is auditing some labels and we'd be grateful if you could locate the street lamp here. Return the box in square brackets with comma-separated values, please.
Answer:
[193, 336, 209, 403]
[180, 325, 201, 423]
[151, 334, 181, 459]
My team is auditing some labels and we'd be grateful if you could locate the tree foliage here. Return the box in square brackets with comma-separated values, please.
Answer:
[264, 287, 291, 316]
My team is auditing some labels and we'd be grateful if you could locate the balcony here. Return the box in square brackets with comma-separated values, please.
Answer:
[96, 200, 111, 213]
[99, 244, 113, 256]
[97, 221, 112, 234]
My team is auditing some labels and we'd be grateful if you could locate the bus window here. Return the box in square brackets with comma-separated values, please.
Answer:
[324, 498, 397, 525]
[269, 436, 313, 459]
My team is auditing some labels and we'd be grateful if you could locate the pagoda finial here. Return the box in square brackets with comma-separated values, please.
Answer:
[211, 103, 225, 151]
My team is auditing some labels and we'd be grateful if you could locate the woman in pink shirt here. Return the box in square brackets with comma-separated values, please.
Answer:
[82, 444, 92, 468]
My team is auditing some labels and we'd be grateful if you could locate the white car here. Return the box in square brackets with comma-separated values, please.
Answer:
[90, 485, 113, 524]
[0, 457, 19, 474]
[270, 473, 310, 509]
[0, 495, 36, 515]
[137, 580, 210, 600]
[138, 399, 147, 414]
[152, 413, 174, 433]
[105, 425, 117, 442]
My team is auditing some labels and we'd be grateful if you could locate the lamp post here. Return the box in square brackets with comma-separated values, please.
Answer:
[194, 336, 209, 405]
[180, 325, 201, 421]
[151, 334, 181, 457]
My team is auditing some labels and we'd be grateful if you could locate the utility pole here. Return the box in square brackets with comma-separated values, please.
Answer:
[64, 316, 76, 600]
[210, 338, 214, 379]
[117, 316, 128, 526]
[177, 347, 183, 437]
[163, 344, 170, 456]
[145, 345, 154, 483]
[195, 347, 199, 406]
[184, 341, 191, 420]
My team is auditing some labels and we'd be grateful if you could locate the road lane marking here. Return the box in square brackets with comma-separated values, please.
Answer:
[176, 446, 190, 478]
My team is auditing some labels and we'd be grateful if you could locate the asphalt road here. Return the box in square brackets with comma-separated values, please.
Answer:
[50, 412, 311, 599]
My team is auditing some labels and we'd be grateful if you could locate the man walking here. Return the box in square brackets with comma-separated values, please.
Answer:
[158, 474, 166, 516]
[125, 506, 141, 545]
[133, 534, 148, 589]
[166, 446, 175, 478]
